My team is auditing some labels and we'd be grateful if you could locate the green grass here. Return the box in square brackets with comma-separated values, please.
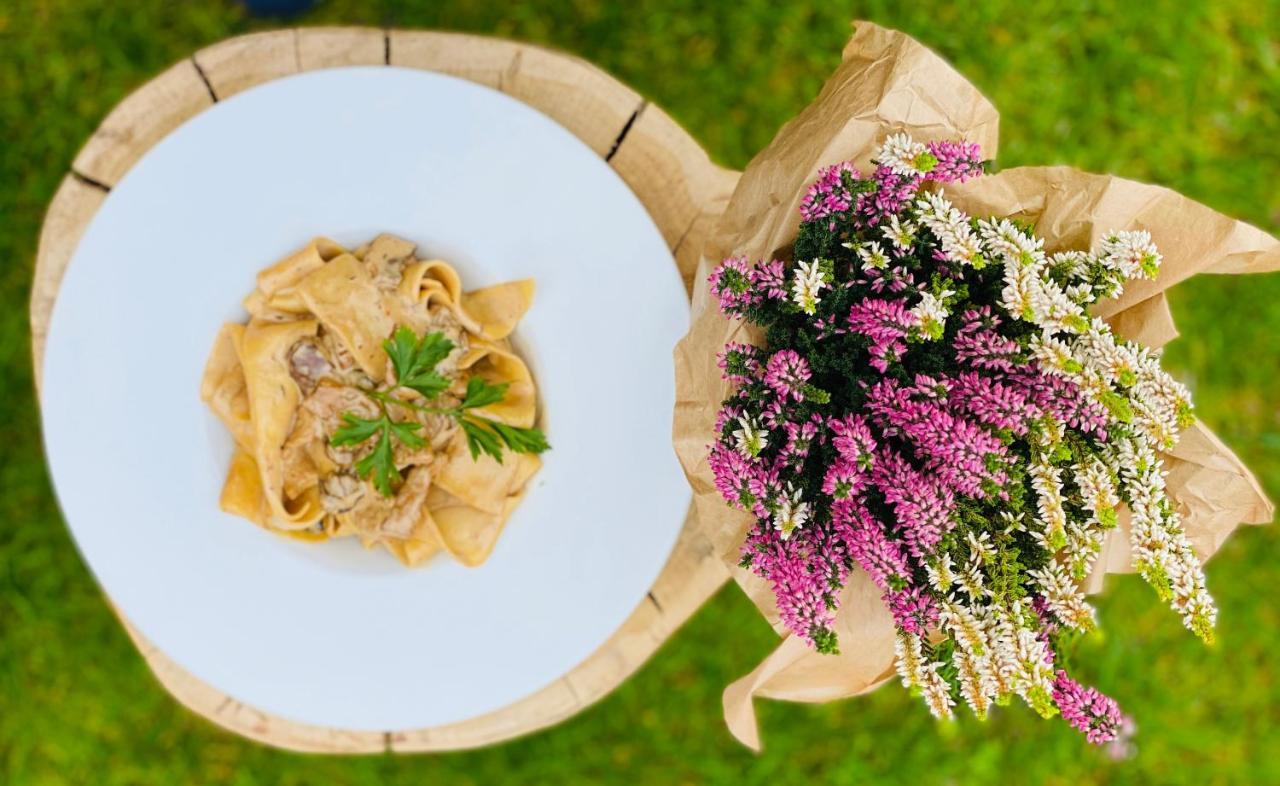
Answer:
[2, 1, 1278, 784]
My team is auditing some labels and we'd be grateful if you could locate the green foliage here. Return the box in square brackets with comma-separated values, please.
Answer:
[333, 412, 425, 496]
[385, 325, 454, 399]
[335, 328, 548, 480]
[459, 414, 550, 463]
[2, 1, 1279, 784]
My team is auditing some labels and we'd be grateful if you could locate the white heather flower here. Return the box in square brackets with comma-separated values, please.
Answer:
[1048, 249, 1092, 279]
[1112, 435, 1217, 642]
[916, 192, 984, 266]
[1065, 282, 1093, 304]
[999, 510, 1027, 534]
[1074, 367, 1113, 412]
[1075, 456, 1119, 528]
[1029, 333, 1079, 377]
[877, 132, 932, 177]
[883, 214, 917, 252]
[958, 555, 989, 600]
[999, 261, 1037, 323]
[894, 633, 927, 689]
[1066, 522, 1106, 580]
[941, 599, 987, 657]
[790, 259, 827, 315]
[1030, 277, 1087, 334]
[1029, 561, 1097, 631]
[732, 416, 768, 458]
[1099, 229, 1162, 280]
[919, 663, 956, 720]
[1073, 317, 1140, 387]
[979, 218, 1044, 266]
[966, 531, 996, 564]
[954, 647, 996, 719]
[982, 610, 1017, 700]
[1007, 622, 1057, 718]
[1127, 346, 1194, 449]
[926, 554, 956, 593]
[772, 484, 810, 540]
[909, 289, 953, 340]
[1030, 461, 1068, 551]
[854, 241, 890, 271]
[1030, 414, 1066, 450]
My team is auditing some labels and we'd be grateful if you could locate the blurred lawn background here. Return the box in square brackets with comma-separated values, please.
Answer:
[2, 1, 1278, 784]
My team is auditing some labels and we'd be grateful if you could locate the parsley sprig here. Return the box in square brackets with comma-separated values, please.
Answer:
[329, 326, 549, 496]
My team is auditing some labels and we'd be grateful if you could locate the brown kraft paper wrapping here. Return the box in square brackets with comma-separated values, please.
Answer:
[672, 20, 1279, 750]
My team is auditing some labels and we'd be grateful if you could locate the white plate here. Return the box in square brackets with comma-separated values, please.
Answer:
[41, 67, 688, 732]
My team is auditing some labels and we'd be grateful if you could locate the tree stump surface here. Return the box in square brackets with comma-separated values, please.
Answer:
[30, 26, 736, 754]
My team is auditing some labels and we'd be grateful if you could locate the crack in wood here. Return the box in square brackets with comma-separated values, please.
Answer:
[499, 48, 523, 93]
[383, 29, 391, 65]
[291, 29, 302, 73]
[561, 675, 583, 706]
[191, 56, 219, 102]
[605, 100, 647, 162]
[646, 590, 663, 613]
[70, 169, 111, 192]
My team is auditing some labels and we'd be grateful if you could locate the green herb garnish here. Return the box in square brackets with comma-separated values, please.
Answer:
[330, 326, 549, 496]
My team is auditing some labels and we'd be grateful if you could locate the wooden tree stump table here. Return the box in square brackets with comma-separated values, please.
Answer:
[31, 27, 737, 754]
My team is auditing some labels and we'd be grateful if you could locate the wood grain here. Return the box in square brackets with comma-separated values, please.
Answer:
[298, 27, 387, 70]
[608, 103, 741, 291]
[31, 175, 107, 390]
[390, 31, 644, 157]
[71, 59, 214, 187]
[194, 29, 300, 100]
[31, 26, 733, 754]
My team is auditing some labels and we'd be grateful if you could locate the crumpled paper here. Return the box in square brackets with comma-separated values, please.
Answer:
[672, 20, 1279, 751]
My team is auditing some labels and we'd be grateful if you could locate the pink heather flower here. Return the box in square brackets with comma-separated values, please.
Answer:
[949, 372, 1041, 436]
[742, 523, 849, 647]
[1053, 671, 1124, 745]
[953, 328, 1020, 373]
[760, 397, 788, 429]
[1010, 368, 1109, 439]
[822, 458, 868, 500]
[717, 342, 763, 385]
[751, 259, 788, 300]
[865, 265, 918, 294]
[746, 459, 783, 519]
[847, 297, 917, 372]
[925, 139, 983, 183]
[1032, 594, 1061, 639]
[834, 508, 911, 592]
[764, 350, 811, 401]
[799, 161, 860, 223]
[867, 378, 1009, 498]
[708, 441, 755, 510]
[885, 586, 939, 635]
[871, 449, 957, 558]
[714, 404, 743, 435]
[813, 313, 846, 340]
[709, 256, 759, 314]
[857, 165, 923, 226]
[781, 417, 822, 466]
[830, 414, 877, 467]
[953, 314, 1023, 373]
[870, 339, 907, 372]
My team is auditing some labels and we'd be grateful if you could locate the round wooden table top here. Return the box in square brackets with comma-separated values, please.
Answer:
[31, 26, 736, 754]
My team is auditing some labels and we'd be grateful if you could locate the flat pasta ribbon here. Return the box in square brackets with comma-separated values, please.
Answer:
[200, 235, 542, 567]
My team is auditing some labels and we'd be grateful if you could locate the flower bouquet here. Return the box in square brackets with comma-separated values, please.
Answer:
[673, 22, 1278, 748]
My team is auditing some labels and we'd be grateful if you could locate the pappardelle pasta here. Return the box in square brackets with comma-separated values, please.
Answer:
[201, 234, 547, 567]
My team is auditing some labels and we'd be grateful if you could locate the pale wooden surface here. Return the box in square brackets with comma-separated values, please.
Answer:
[31, 27, 732, 754]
